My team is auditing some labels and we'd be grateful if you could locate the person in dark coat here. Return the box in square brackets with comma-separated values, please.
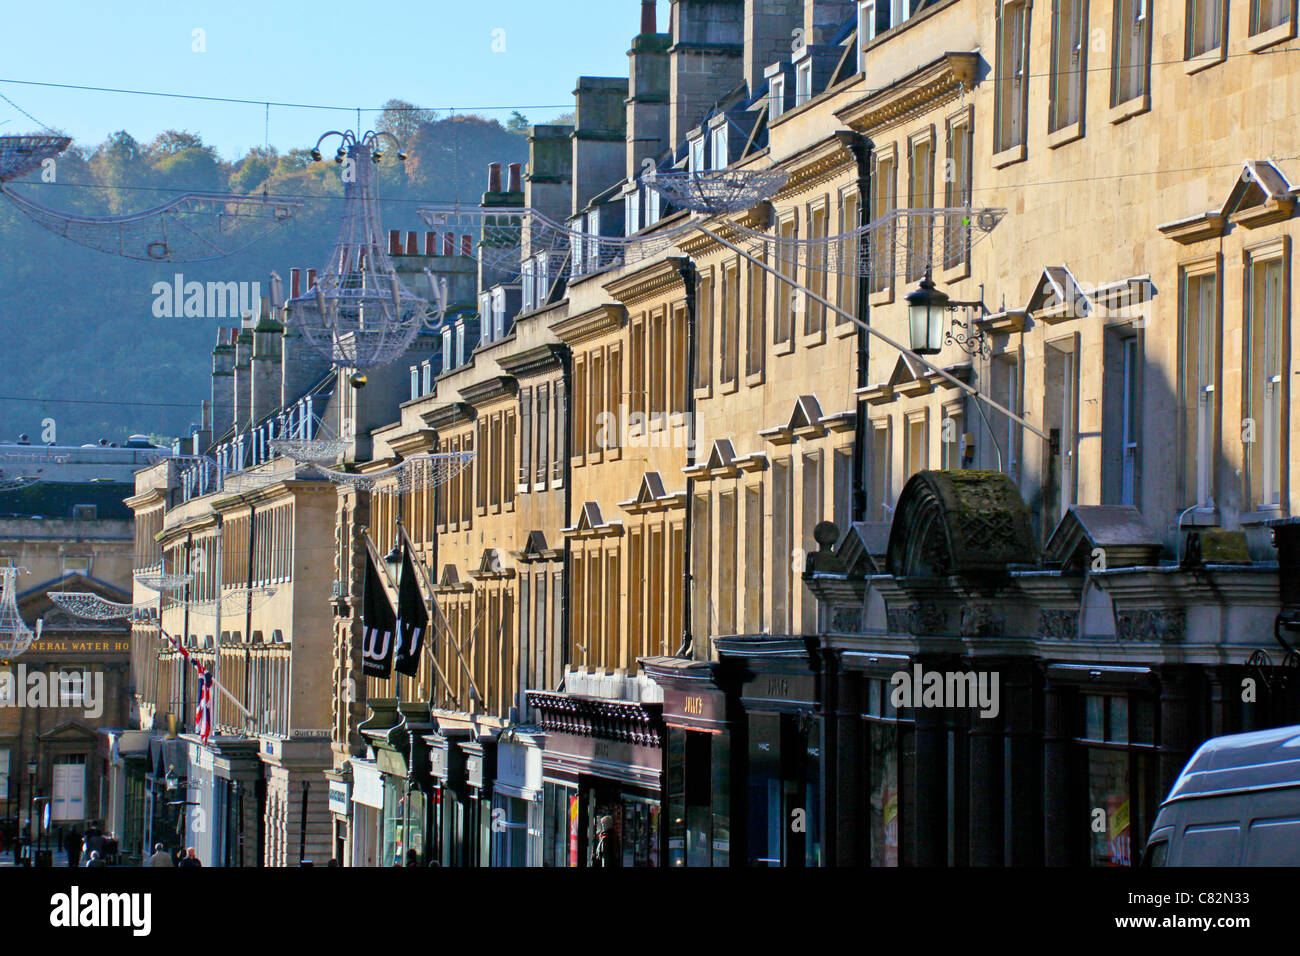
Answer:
[64, 828, 82, 868]
[178, 847, 202, 868]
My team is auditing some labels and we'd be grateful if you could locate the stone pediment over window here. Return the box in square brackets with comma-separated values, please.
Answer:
[562, 501, 624, 538]
[683, 440, 768, 479]
[759, 395, 854, 443]
[618, 472, 687, 513]
[510, 530, 562, 563]
[435, 564, 471, 593]
[1027, 266, 1089, 324]
[835, 521, 887, 576]
[471, 548, 514, 580]
[886, 470, 1038, 578]
[1044, 505, 1164, 572]
[38, 720, 97, 744]
[1158, 160, 1295, 242]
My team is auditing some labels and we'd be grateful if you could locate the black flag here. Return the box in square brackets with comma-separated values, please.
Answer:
[394, 545, 428, 677]
[361, 546, 397, 678]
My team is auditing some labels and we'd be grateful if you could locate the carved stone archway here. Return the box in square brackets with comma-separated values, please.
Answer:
[885, 470, 1037, 578]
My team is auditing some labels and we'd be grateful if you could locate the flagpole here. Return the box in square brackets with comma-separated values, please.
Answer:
[394, 522, 481, 707]
[160, 626, 252, 719]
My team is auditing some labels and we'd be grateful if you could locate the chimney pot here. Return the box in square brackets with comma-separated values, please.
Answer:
[488, 162, 503, 192]
[443, 232, 455, 255]
[641, 0, 656, 34]
[425, 232, 437, 255]
[406, 230, 419, 256]
[290, 268, 301, 298]
[307, 269, 317, 290]
[507, 163, 522, 192]
[461, 235, 473, 256]
[389, 229, 402, 255]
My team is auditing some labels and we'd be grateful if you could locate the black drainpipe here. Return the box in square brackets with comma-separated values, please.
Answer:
[559, 344, 574, 686]
[675, 257, 697, 659]
[835, 130, 873, 523]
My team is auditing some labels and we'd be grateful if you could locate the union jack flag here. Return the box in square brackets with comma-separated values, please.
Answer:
[194, 664, 214, 743]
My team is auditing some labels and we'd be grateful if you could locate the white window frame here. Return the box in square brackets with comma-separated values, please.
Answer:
[710, 123, 729, 171]
[522, 260, 535, 314]
[858, 0, 878, 71]
[769, 74, 786, 121]
[795, 61, 813, 106]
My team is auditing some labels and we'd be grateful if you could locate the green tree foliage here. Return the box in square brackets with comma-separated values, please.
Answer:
[506, 111, 530, 135]
[376, 98, 438, 148]
[0, 107, 527, 445]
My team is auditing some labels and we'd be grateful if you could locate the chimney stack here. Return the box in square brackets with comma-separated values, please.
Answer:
[572, 76, 629, 214]
[745, 0, 803, 96]
[627, 0, 672, 179]
[669, 1, 744, 146]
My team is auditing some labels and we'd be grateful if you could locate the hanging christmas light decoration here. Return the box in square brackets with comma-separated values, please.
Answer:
[309, 451, 475, 493]
[0, 136, 302, 263]
[0, 474, 41, 493]
[133, 570, 194, 592]
[0, 566, 41, 658]
[285, 130, 428, 370]
[642, 166, 789, 216]
[180, 586, 278, 618]
[48, 591, 158, 623]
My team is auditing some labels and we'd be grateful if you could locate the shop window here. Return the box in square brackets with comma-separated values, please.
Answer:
[864, 677, 915, 866]
[1080, 692, 1158, 867]
[543, 782, 579, 867]
[747, 711, 822, 866]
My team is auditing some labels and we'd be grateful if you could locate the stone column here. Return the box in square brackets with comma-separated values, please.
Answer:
[967, 661, 1004, 866]
[1002, 662, 1041, 865]
[1042, 679, 1072, 866]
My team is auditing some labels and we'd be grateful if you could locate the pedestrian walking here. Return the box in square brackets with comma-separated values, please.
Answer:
[64, 828, 82, 868]
[146, 843, 173, 867]
[178, 847, 202, 868]
[86, 851, 108, 868]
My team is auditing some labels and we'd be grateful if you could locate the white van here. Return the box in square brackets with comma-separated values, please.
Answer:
[1144, 724, 1300, 866]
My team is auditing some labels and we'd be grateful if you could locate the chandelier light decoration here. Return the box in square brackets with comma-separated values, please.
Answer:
[0, 474, 41, 493]
[285, 130, 429, 370]
[266, 397, 348, 464]
[0, 566, 41, 658]
[309, 451, 475, 493]
[643, 166, 790, 216]
[0, 135, 302, 262]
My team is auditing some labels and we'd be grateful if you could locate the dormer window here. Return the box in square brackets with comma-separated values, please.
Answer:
[535, 252, 549, 305]
[710, 123, 729, 170]
[646, 184, 660, 225]
[689, 134, 706, 174]
[795, 60, 813, 106]
[491, 287, 507, 341]
[455, 323, 466, 366]
[586, 209, 601, 273]
[858, 0, 877, 70]
[442, 327, 453, 368]
[410, 364, 420, 401]
[422, 360, 432, 394]
[522, 260, 535, 313]
[769, 75, 786, 121]
[570, 216, 585, 274]
[626, 188, 640, 236]
[478, 292, 493, 345]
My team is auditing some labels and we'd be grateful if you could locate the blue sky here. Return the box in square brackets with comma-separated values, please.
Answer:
[0, 0, 669, 159]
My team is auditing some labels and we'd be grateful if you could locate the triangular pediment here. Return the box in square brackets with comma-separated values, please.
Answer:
[1044, 505, 1164, 571]
[1223, 160, 1291, 215]
[522, 530, 549, 557]
[576, 501, 604, 532]
[38, 720, 98, 743]
[705, 440, 736, 471]
[438, 564, 461, 588]
[634, 472, 667, 504]
[1026, 266, 1088, 317]
[787, 395, 824, 431]
[887, 353, 926, 386]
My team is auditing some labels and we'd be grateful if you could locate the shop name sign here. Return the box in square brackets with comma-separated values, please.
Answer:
[328, 782, 349, 815]
[29, 639, 129, 654]
[665, 688, 723, 727]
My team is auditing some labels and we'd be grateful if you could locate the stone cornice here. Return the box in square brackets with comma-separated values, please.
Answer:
[388, 430, 437, 457]
[602, 256, 688, 307]
[496, 343, 567, 379]
[422, 402, 476, 431]
[677, 204, 773, 256]
[834, 52, 979, 135]
[550, 303, 626, 347]
[457, 375, 518, 409]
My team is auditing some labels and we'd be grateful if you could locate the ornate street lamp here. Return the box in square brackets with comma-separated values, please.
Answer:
[383, 541, 403, 585]
[905, 268, 948, 355]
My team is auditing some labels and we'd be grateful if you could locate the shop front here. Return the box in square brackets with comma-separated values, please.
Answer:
[642, 657, 733, 867]
[424, 726, 472, 867]
[461, 735, 498, 866]
[527, 691, 665, 868]
[324, 768, 350, 867]
[711, 637, 824, 868]
[491, 733, 544, 866]
[349, 757, 382, 868]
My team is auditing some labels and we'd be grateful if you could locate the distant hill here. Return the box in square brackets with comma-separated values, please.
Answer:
[0, 109, 529, 446]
